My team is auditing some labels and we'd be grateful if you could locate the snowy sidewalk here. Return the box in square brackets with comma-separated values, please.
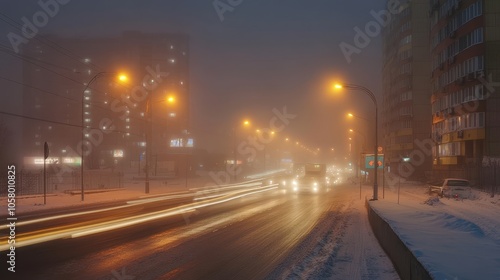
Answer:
[369, 179, 500, 280]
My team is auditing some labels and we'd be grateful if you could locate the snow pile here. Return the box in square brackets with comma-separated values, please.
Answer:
[371, 182, 500, 280]
[422, 197, 442, 206]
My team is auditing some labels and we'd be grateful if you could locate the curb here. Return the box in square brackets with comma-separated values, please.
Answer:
[365, 199, 432, 280]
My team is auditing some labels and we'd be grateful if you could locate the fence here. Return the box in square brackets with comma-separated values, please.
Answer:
[0, 169, 124, 196]
[429, 161, 500, 195]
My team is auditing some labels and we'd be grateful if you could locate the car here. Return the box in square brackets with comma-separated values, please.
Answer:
[429, 178, 472, 199]
[290, 176, 329, 194]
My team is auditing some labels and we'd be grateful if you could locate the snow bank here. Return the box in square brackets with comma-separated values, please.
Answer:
[370, 182, 500, 280]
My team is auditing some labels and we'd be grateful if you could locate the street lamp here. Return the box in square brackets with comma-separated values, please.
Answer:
[347, 112, 370, 124]
[144, 93, 177, 194]
[81, 71, 127, 201]
[232, 119, 251, 181]
[349, 128, 367, 150]
[335, 83, 379, 200]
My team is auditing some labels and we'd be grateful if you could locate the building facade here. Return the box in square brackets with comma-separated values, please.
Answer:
[21, 31, 191, 176]
[429, 0, 500, 183]
[382, 0, 433, 180]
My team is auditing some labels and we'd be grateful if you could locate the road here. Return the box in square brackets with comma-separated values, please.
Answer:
[2, 181, 399, 280]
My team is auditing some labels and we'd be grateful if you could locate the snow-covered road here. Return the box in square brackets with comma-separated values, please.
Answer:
[269, 185, 399, 280]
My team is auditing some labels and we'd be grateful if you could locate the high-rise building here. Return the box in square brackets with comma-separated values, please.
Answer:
[21, 31, 191, 176]
[382, 0, 432, 180]
[429, 0, 500, 183]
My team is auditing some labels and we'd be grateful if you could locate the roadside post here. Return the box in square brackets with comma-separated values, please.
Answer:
[482, 156, 500, 198]
[43, 142, 49, 205]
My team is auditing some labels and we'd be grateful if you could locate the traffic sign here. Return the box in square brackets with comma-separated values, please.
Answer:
[365, 154, 384, 169]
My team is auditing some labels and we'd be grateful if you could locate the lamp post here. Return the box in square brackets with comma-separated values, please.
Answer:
[81, 72, 123, 201]
[335, 83, 379, 200]
[232, 119, 250, 182]
[144, 94, 176, 193]
[349, 129, 367, 152]
[347, 112, 370, 124]
[145, 97, 152, 194]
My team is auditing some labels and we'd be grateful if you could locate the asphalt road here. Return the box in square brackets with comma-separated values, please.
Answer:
[2, 182, 397, 280]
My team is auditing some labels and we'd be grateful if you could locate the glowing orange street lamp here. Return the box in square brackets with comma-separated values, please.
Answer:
[118, 73, 128, 83]
[81, 71, 127, 201]
[167, 95, 176, 104]
[233, 119, 251, 181]
[335, 82, 379, 200]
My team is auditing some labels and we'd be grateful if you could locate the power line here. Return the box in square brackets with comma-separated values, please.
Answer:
[0, 74, 151, 125]
[0, 75, 78, 103]
[0, 43, 134, 106]
[0, 110, 144, 137]
[0, 43, 91, 87]
[0, 12, 103, 72]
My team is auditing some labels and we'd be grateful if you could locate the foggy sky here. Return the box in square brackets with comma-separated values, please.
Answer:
[0, 0, 385, 156]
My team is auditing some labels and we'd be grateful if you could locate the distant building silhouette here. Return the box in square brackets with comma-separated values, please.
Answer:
[21, 31, 191, 177]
